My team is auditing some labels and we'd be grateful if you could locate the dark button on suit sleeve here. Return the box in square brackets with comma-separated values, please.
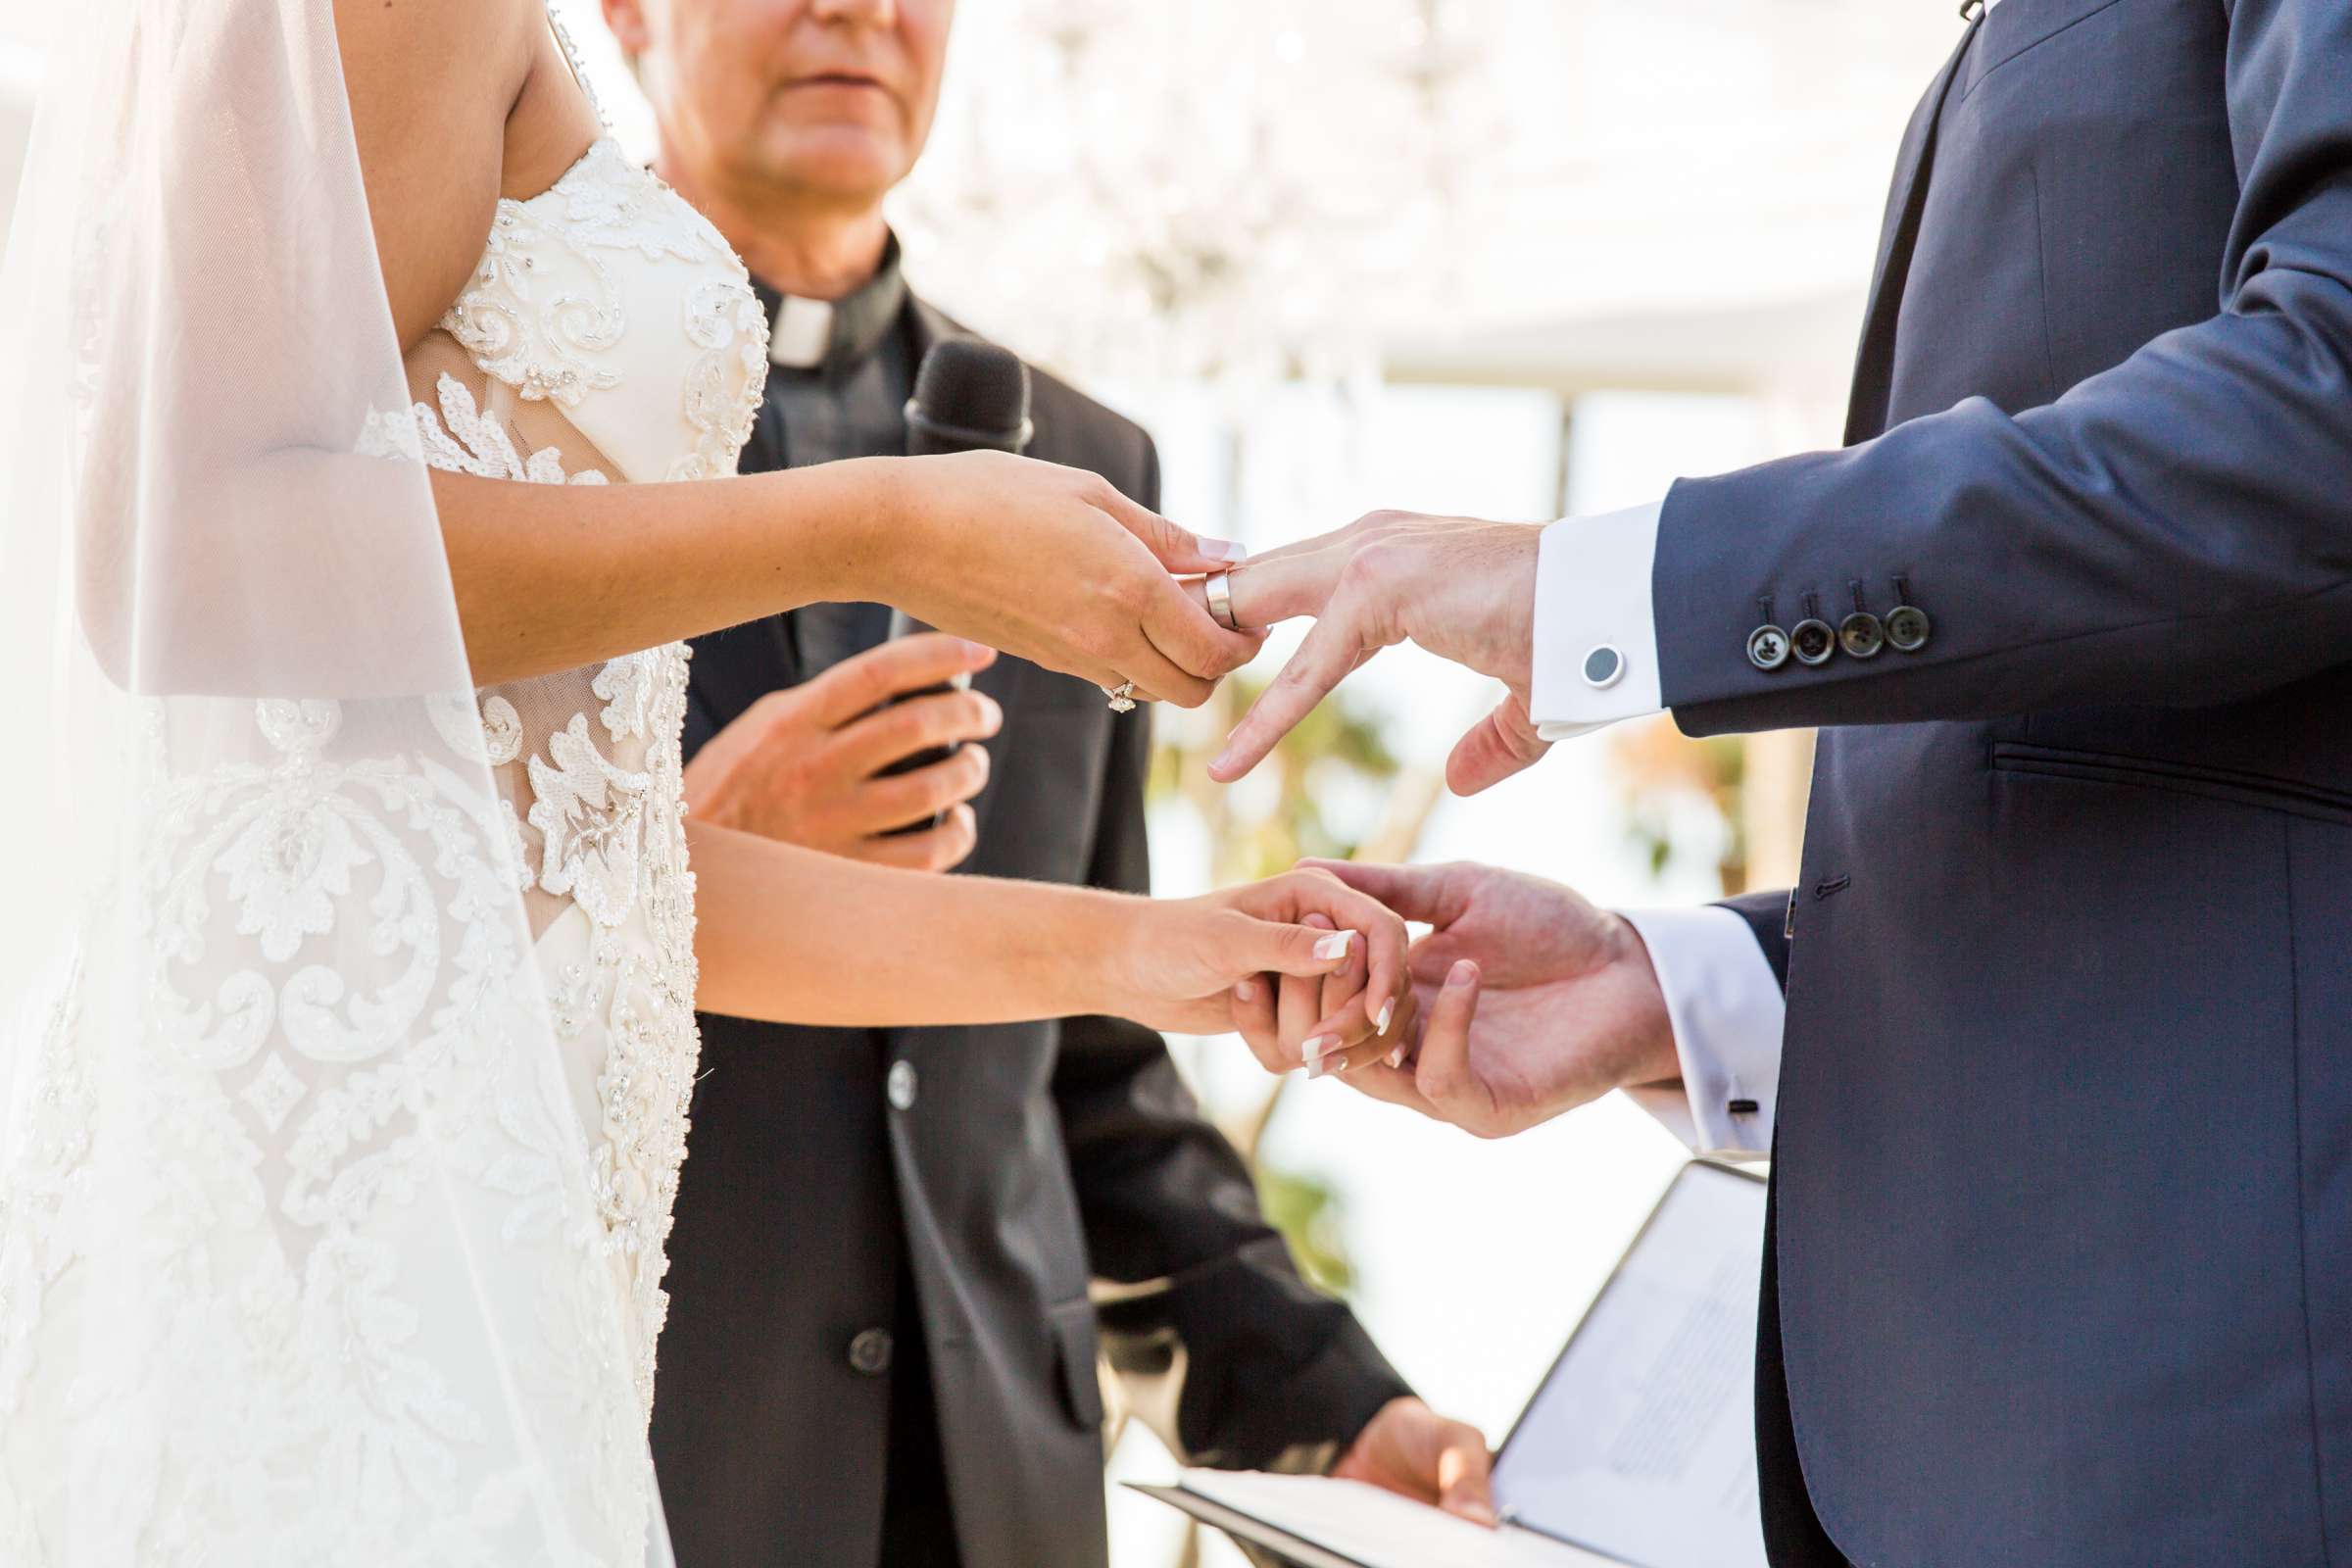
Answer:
[1840, 611, 1886, 659]
[1791, 617, 1838, 665]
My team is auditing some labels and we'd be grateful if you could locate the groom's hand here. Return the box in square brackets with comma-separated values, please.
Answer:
[1201, 513, 1551, 795]
[1298, 859, 1682, 1139]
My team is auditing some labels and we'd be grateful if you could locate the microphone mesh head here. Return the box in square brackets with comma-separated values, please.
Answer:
[908, 338, 1033, 453]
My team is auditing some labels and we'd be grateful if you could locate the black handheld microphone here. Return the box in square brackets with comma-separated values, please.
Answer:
[880, 340, 1037, 832]
[905, 337, 1035, 457]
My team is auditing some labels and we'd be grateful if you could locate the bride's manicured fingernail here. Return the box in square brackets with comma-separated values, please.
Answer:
[1300, 1035, 1335, 1062]
[1235, 977, 1258, 1004]
[1203, 537, 1247, 563]
[1387, 1046, 1406, 1070]
[1305, 1056, 1334, 1080]
[1314, 930, 1355, 961]
[1374, 999, 1395, 1034]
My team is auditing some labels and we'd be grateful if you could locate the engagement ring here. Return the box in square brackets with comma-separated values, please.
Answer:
[1106, 681, 1137, 713]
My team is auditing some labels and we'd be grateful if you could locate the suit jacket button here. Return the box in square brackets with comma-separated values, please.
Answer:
[887, 1059, 918, 1111]
[1790, 617, 1837, 666]
[1838, 611, 1885, 659]
[1886, 604, 1932, 652]
[1746, 624, 1791, 670]
[848, 1327, 894, 1377]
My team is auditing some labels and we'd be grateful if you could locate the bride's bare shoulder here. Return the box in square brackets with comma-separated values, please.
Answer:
[335, 0, 538, 347]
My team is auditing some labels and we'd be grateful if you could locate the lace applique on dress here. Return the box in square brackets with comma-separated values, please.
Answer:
[401, 363, 708, 1413]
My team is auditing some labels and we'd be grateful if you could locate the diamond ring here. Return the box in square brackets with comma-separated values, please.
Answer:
[1106, 681, 1137, 713]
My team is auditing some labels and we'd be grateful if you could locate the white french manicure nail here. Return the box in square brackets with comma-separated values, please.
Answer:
[1204, 538, 1248, 563]
[1314, 930, 1355, 961]
[1374, 1000, 1395, 1034]
[1305, 1056, 1333, 1080]
[1300, 1035, 1335, 1062]
[1387, 1047, 1405, 1070]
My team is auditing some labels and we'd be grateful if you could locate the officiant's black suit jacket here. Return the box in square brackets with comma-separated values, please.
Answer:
[1660, 1, 2352, 1562]
[653, 299, 1406, 1568]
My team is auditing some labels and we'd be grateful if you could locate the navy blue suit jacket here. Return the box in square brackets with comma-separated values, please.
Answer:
[1658, 1, 2352, 1560]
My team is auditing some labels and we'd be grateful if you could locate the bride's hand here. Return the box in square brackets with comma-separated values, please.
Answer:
[873, 451, 1266, 708]
[1099, 868, 1408, 1043]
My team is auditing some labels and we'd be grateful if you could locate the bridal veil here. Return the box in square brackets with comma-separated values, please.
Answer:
[0, 1, 675, 1560]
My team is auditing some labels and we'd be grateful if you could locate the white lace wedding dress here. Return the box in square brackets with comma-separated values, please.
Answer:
[406, 121, 770, 1407]
[0, 16, 766, 1561]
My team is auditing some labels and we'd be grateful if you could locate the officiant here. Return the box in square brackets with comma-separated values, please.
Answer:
[602, 1, 1492, 1563]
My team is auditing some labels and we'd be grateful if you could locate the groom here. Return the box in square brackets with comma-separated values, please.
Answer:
[603, 1, 1491, 1564]
[1215, 0, 2352, 1563]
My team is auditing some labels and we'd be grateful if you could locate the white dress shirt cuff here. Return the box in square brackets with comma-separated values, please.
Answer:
[1529, 502, 1668, 742]
[1617, 905, 1785, 1161]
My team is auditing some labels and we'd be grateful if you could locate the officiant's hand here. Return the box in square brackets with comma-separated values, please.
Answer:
[1200, 513, 1550, 795]
[1295, 859, 1682, 1139]
[1332, 1396, 1498, 1528]
[684, 634, 1002, 872]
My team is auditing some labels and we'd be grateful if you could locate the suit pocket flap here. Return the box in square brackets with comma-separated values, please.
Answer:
[1047, 1297, 1106, 1431]
[1990, 743, 2352, 825]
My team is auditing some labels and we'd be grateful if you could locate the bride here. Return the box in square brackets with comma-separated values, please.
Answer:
[0, 1, 1406, 1562]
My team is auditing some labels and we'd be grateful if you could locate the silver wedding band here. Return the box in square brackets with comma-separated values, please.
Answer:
[1205, 568, 1242, 632]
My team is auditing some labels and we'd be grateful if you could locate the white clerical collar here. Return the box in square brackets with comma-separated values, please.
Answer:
[769, 295, 834, 370]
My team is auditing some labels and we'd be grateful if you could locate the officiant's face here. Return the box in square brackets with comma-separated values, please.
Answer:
[613, 0, 956, 207]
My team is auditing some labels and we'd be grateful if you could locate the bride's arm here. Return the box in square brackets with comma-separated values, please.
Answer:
[430, 453, 1243, 698]
[326, 0, 1251, 700]
[688, 819, 1406, 1044]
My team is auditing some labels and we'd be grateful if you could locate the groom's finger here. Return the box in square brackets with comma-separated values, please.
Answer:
[1446, 692, 1553, 797]
[1412, 958, 1491, 1132]
[1218, 546, 1346, 629]
[1207, 611, 1370, 781]
[1297, 858, 1458, 927]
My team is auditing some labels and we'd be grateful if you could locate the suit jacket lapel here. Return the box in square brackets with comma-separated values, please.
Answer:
[906, 297, 956, 375]
[1843, 17, 1983, 446]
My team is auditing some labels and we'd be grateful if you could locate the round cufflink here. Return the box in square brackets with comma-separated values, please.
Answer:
[1746, 624, 1790, 671]
[1581, 644, 1625, 690]
[1839, 611, 1886, 660]
[1789, 618, 1837, 666]
[1886, 604, 1933, 652]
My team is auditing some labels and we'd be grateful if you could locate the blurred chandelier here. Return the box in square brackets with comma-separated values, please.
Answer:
[892, 0, 1513, 384]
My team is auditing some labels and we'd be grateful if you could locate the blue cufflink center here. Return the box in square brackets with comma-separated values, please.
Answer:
[1582, 645, 1625, 690]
